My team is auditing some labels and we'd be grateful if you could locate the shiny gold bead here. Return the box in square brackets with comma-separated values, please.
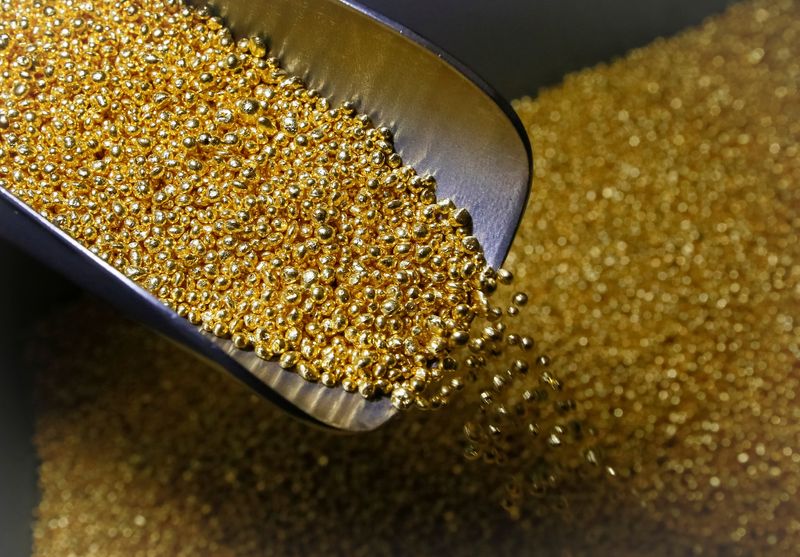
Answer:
[451, 207, 473, 231]
[451, 331, 470, 345]
[279, 351, 299, 369]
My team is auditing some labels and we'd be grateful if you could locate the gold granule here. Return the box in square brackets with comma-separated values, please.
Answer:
[28, 0, 800, 555]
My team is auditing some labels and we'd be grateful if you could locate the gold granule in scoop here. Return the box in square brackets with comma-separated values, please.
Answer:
[0, 0, 527, 409]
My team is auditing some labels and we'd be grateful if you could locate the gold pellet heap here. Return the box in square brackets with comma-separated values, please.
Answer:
[15, 0, 800, 555]
[0, 0, 519, 410]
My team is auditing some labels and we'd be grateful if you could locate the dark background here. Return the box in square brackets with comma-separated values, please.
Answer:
[0, 1, 736, 555]
[358, 0, 736, 100]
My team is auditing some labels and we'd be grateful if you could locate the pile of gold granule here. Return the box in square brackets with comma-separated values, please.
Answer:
[0, 0, 516, 409]
[25, 0, 800, 555]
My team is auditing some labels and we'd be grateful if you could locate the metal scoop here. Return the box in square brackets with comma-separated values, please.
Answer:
[0, 0, 531, 431]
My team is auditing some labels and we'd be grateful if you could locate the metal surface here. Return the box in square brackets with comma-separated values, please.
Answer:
[0, 0, 531, 431]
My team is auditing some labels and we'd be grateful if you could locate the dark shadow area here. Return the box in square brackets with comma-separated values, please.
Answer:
[0, 243, 78, 557]
[359, 0, 738, 99]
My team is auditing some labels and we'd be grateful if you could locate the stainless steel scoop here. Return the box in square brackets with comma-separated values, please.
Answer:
[0, 0, 531, 431]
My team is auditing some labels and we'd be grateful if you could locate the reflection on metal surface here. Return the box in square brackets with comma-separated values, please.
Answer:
[0, 0, 530, 431]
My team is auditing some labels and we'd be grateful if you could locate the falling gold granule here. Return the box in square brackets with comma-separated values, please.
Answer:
[29, 0, 800, 555]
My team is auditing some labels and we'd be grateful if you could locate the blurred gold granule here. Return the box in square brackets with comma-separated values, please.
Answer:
[31, 0, 800, 555]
